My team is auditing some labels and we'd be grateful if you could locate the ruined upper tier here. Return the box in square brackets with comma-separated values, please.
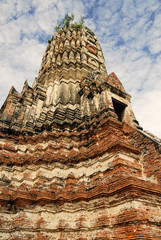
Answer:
[0, 25, 139, 135]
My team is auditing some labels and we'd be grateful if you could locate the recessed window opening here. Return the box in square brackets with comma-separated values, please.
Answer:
[112, 98, 126, 122]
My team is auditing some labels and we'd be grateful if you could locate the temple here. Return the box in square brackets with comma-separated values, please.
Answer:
[0, 25, 161, 240]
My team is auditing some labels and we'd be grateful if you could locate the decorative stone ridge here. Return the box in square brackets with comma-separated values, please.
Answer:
[0, 25, 161, 240]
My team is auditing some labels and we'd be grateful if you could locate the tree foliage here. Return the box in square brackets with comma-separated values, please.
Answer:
[54, 14, 85, 31]
[74, 16, 85, 30]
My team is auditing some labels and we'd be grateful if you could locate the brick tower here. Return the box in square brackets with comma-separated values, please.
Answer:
[0, 25, 161, 240]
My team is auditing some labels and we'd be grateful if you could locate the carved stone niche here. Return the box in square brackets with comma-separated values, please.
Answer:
[86, 44, 97, 55]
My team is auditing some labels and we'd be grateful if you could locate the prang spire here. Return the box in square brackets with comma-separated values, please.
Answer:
[0, 25, 139, 135]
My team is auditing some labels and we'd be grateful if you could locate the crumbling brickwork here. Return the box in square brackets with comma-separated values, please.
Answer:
[0, 25, 161, 239]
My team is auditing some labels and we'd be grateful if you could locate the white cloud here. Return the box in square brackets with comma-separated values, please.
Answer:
[104, 0, 123, 13]
[148, 37, 161, 55]
[95, 7, 112, 21]
[133, 89, 161, 137]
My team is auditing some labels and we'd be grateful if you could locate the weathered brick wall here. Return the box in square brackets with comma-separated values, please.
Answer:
[0, 118, 161, 239]
[123, 123, 161, 183]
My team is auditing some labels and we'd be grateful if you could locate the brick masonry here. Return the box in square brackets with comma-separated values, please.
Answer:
[0, 25, 161, 239]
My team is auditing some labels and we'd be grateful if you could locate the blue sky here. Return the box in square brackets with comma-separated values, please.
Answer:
[0, 0, 161, 137]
